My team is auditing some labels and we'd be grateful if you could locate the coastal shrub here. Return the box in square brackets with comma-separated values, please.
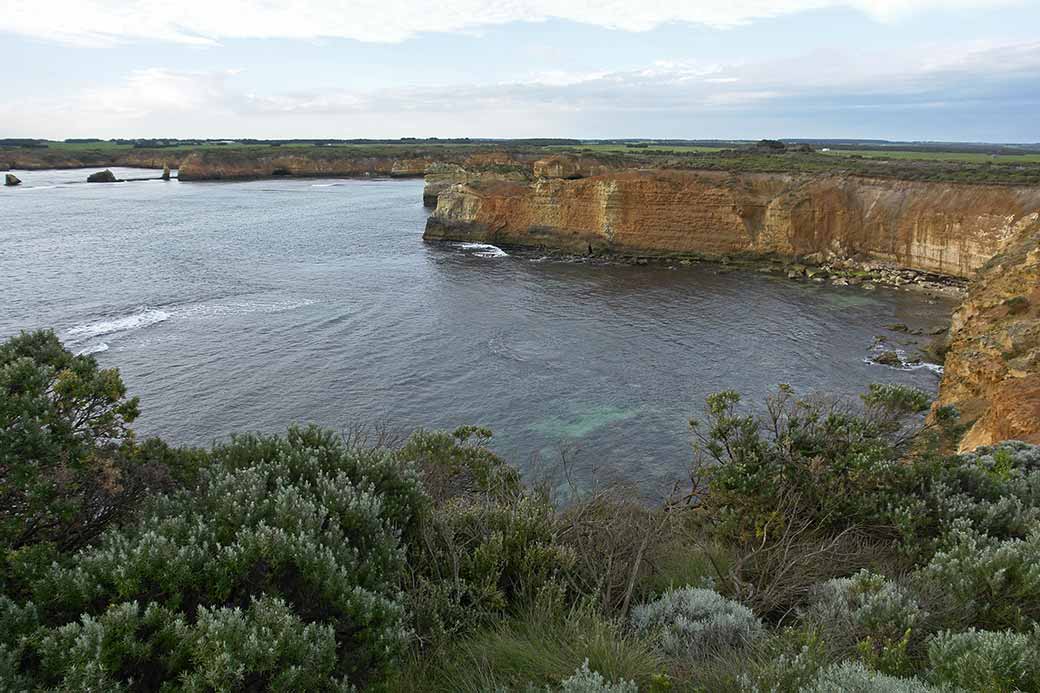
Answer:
[558, 487, 683, 613]
[0, 330, 167, 553]
[803, 571, 924, 674]
[0, 595, 40, 691]
[631, 586, 763, 658]
[690, 384, 949, 546]
[34, 597, 351, 692]
[926, 627, 1040, 692]
[406, 487, 577, 643]
[738, 635, 833, 693]
[554, 659, 639, 693]
[915, 520, 1040, 631]
[17, 425, 421, 688]
[399, 426, 521, 504]
[926, 442, 1040, 541]
[799, 661, 942, 693]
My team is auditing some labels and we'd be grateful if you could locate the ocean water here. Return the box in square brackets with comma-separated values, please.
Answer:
[1, 169, 955, 493]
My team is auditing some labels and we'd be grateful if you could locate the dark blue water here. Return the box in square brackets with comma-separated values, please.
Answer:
[2, 169, 954, 492]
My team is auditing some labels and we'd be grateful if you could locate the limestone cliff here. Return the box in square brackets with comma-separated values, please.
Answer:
[425, 169, 1040, 278]
[938, 221, 1040, 449]
[177, 152, 431, 180]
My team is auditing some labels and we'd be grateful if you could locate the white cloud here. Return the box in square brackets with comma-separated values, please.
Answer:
[0, 0, 1025, 45]
[82, 69, 239, 117]
[3, 39, 1037, 138]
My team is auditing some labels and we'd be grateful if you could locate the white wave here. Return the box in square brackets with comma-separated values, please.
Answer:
[310, 183, 340, 188]
[457, 242, 508, 258]
[76, 342, 109, 356]
[179, 299, 316, 318]
[908, 362, 944, 376]
[25, 185, 58, 191]
[67, 309, 171, 340]
[863, 345, 943, 376]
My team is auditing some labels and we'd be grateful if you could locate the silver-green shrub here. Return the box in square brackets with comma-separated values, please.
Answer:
[927, 627, 1040, 691]
[928, 443, 1040, 541]
[915, 519, 1040, 630]
[804, 570, 923, 672]
[807, 570, 923, 641]
[631, 587, 763, 658]
[801, 661, 943, 693]
[554, 659, 639, 693]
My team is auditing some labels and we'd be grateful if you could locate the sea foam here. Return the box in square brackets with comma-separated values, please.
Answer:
[76, 342, 109, 356]
[67, 309, 171, 340]
[458, 242, 508, 258]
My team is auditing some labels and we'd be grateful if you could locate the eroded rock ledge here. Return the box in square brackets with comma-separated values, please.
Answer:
[425, 168, 1040, 279]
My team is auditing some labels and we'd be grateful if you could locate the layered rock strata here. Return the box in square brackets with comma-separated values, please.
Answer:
[425, 169, 1040, 279]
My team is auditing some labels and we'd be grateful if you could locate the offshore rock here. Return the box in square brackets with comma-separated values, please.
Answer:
[4, 173, 20, 186]
[87, 169, 118, 183]
[938, 220, 1040, 450]
[161, 163, 171, 180]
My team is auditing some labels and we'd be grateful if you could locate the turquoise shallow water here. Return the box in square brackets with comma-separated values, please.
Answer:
[1, 170, 955, 492]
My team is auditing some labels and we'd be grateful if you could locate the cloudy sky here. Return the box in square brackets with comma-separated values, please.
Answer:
[2, 0, 1038, 141]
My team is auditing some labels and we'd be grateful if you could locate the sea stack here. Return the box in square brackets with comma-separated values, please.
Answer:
[4, 173, 20, 186]
[161, 163, 171, 180]
[87, 169, 118, 183]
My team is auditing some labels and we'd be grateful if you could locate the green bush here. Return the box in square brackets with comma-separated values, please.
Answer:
[927, 627, 1040, 691]
[631, 586, 763, 658]
[690, 384, 952, 546]
[19, 425, 422, 689]
[398, 426, 582, 645]
[406, 488, 577, 643]
[35, 597, 350, 692]
[916, 521, 1040, 631]
[1, 330, 149, 552]
[398, 426, 521, 504]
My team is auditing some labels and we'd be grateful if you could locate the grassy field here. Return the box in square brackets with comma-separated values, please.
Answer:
[821, 148, 1040, 163]
[551, 143, 727, 154]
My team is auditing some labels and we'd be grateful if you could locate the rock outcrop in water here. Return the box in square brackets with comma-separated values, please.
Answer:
[87, 169, 118, 183]
[161, 163, 171, 180]
[424, 168, 1040, 279]
[4, 173, 19, 186]
[938, 220, 1040, 450]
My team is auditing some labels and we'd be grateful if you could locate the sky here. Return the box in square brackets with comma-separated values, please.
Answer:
[1, 0, 1038, 141]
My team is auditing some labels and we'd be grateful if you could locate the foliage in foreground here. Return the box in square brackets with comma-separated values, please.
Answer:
[4, 330, 1040, 691]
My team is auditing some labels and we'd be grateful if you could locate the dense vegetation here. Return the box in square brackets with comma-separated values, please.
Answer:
[2, 331, 1039, 691]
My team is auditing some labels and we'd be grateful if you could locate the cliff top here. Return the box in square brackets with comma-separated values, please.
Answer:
[5, 140, 1040, 186]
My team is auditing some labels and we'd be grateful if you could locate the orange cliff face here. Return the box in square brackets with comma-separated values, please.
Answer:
[938, 221, 1040, 450]
[424, 169, 1040, 278]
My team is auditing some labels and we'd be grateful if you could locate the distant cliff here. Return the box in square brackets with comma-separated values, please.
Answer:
[424, 168, 1040, 278]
